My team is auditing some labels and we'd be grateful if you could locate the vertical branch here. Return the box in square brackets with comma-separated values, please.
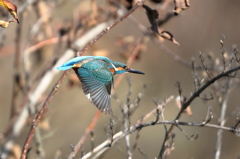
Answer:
[114, 34, 145, 89]
[67, 2, 146, 158]
[124, 77, 132, 159]
[33, 127, 45, 158]
[214, 79, 230, 159]
[10, 13, 23, 118]
[220, 34, 226, 72]
[67, 110, 102, 159]
[2, 22, 108, 159]
[20, 71, 69, 159]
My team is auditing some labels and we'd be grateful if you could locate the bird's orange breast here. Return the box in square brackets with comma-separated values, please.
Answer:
[108, 67, 125, 75]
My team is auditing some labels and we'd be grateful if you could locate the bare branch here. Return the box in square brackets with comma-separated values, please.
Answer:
[199, 52, 211, 80]
[158, 65, 240, 159]
[176, 125, 198, 141]
[20, 71, 68, 159]
[215, 79, 230, 159]
[137, 146, 149, 159]
[220, 34, 227, 72]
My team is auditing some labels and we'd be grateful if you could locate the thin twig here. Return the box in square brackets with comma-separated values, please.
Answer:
[1, 22, 109, 159]
[67, 110, 101, 159]
[81, 97, 174, 159]
[199, 52, 211, 80]
[81, 110, 240, 159]
[137, 146, 149, 159]
[10, 13, 23, 118]
[158, 65, 240, 159]
[124, 77, 132, 159]
[127, 14, 195, 69]
[76, 0, 145, 55]
[68, 2, 147, 157]
[20, 71, 68, 159]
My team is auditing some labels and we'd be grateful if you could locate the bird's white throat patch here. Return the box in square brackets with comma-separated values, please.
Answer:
[110, 63, 119, 71]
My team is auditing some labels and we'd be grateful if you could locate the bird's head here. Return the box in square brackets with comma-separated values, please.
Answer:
[109, 61, 145, 75]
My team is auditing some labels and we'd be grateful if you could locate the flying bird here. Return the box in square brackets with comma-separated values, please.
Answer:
[57, 56, 144, 114]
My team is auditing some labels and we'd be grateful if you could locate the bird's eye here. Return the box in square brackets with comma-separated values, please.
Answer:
[124, 66, 129, 70]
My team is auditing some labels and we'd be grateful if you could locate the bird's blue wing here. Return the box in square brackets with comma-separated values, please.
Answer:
[75, 66, 113, 114]
[56, 56, 111, 71]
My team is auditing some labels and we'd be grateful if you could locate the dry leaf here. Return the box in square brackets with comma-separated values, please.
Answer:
[0, 19, 15, 28]
[185, 106, 193, 116]
[39, 117, 51, 131]
[173, 0, 190, 15]
[150, 0, 164, 3]
[142, 4, 159, 34]
[160, 31, 180, 45]
[175, 96, 192, 116]
[125, 0, 134, 10]
[0, 0, 19, 23]
[87, 0, 98, 26]
[185, 0, 190, 7]
[8, 144, 21, 159]
[37, 1, 52, 37]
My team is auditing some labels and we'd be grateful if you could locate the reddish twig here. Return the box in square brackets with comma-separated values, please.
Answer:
[6, 23, 106, 159]
[20, 1, 146, 158]
[68, 30, 145, 159]
[67, 110, 102, 159]
[77, 0, 145, 56]
[10, 13, 23, 118]
[82, 96, 174, 158]
[114, 35, 145, 89]
[68, 2, 146, 157]
[20, 71, 69, 159]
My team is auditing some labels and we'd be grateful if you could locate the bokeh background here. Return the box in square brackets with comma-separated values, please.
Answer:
[1, 0, 240, 158]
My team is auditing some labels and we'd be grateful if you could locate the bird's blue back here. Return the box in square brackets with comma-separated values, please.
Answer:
[57, 56, 112, 71]
[80, 59, 113, 85]
[56, 56, 144, 114]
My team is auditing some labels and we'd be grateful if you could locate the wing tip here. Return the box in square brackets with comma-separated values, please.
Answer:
[102, 107, 113, 114]
[56, 65, 72, 71]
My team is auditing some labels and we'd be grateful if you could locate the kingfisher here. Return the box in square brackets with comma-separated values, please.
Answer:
[57, 56, 144, 114]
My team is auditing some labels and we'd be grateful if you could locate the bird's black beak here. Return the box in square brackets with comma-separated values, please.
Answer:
[127, 68, 145, 75]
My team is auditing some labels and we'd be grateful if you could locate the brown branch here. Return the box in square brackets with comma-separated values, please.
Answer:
[76, 0, 145, 56]
[2, 22, 108, 159]
[67, 110, 101, 159]
[83, 115, 240, 158]
[20, 71, 68, 159]
[114, 35, 145, 89]
[68, 9, 147, 159]
[19, 1, 146, 159]
[157, 65, 240, 159]
[10, 13, 23, 118]
[82, 118, 240, 159]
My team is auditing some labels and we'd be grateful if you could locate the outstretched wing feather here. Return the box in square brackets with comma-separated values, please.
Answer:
[76, 66, 113, 114]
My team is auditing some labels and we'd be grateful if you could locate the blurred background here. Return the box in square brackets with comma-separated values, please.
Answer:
[0, 0, 240, 158]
